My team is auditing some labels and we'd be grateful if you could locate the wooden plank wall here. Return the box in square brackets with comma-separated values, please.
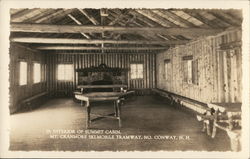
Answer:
[46, 53, 156, 96]
[9, 43, 47, 113]
[156, 29, 242, 103]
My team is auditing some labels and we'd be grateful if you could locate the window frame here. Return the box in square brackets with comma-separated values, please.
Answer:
[164, 59, 170, 81]
[57, 63, 74, 81]
[33, 62, 41, 84]
[130, 63, 144, 80]
[19, 60, 28, 86]
[182, 56, 198, 85]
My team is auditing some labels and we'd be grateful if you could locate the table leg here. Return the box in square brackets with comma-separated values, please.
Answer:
[117, 100, 122, 128]
[114, 101, 118, 117]
[85, 99, 90, 129]
[86, 106, 91, 129]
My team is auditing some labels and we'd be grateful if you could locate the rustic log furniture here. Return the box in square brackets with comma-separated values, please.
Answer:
[197, 103, 241, 151]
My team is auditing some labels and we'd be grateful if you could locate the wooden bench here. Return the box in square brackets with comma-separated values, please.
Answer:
[196, 103, 241, 151]
[152, 89, 242, 151]
[152, 88, 209, 114]
[209, 103, 241, 151]
[20, 91, 48, 111]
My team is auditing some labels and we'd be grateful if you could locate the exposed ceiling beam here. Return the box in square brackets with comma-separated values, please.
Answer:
[35, 9, 73, 23]
[157, 34, 170, 40]
[10, 9, 27, 16]
[11, 9, 44, 23]
[108, 10, 128, 26]
[67, 14, 91, 39]
[11, 9, 36, 22]
[111, 13, 155, 41]
[153, 10, 196, 27]
[136, 10, 179, 27]
[11, 23, 224, 37]
[181, 10, 221, 28]
[35, 45, 169, 50]
[129, 10, 159, 27]
[78, 9, 99, 25]
[208, 11, 241, 26]
[23, 9, 57, 23]
[10, 37, 189, 45]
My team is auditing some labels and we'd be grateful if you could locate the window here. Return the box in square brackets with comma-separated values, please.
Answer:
[183, 56, 198, 85]
[192, 59, 199, 85]
[164, 59, 170, 80]
[57, 64, 73, 81]
[33, 63, 41, 83]
[187, 60, 192, 84]
[130, 63, 143, 79]
[19, 61, 27, 85]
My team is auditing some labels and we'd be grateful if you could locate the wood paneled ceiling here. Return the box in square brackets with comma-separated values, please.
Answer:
[10, 8, 242, 53]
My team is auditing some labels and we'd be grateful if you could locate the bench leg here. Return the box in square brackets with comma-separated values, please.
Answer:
[211, 109, 219, 138]
[227, 130, 241, 151]
[202, 122, 206, 132]
[206, 121, 211, 136]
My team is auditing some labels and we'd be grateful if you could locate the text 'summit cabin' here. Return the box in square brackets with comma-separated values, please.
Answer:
[9, 8, 243, 152]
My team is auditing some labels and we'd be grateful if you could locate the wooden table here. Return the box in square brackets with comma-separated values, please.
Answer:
[77, 84, 128, 93]
[75, 91, 134, 128]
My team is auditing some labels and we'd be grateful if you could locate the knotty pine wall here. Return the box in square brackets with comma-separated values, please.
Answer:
[46, 53, 156, 96]
[156, 29, 242, 104]
[9, 43, 47, 113]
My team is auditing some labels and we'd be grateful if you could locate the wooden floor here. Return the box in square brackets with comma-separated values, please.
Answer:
[10, 95, 231, 151]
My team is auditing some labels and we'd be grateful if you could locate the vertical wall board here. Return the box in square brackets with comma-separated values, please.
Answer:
[156, 29, 242, 103]
[45, 53, 156, 95]
[9, 43, 47, 113]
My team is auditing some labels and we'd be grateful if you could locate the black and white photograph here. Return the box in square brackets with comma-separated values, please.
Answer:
[0, 0, 249, 158]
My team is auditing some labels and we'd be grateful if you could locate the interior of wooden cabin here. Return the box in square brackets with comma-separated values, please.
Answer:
[9, 8, 242, 151]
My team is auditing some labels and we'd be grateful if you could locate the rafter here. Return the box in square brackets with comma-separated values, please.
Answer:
[107, 13, 151, 41]
[157, 34, 170, 40]
[35, 9, 73, 23]
[67, 14, 90, 39]
[78, 9, 99, 25]
[23, 9, 57, 23]
[153, 10, 197, 27]
[11, 23, 225, 37]
[108, 10, 128, 26]
[181, 10, 222, 28]
[208, 11, 241, 26]
[136, 10, 179, 27]
[10, 37, 189, 45]
[129, 10, 158, 27]
[35, 45, 169, 50]
[11, 9, 44, 23]
[11, 9, 28, 17]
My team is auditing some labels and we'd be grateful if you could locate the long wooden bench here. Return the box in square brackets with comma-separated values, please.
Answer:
[152, 88, 209, 114]
[152, 88, 243, 151]
[20, 91, 48, 111]
[208, 103, 241, 151]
